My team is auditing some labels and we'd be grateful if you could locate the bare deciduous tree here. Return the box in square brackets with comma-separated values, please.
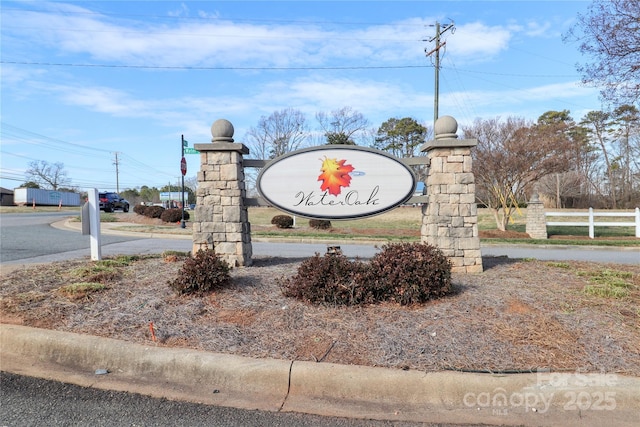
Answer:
[244, 108, 308, 196]
[564, 0, 640, 104]
[315, 106, 369, 145]
[245, 108, 308, 160]
[537, 171, 585, 208]
[463, 116, 575, 231]
[25, 160, 70, 190]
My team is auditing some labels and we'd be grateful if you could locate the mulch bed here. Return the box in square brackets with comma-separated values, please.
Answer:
[1, 254, 639, 376]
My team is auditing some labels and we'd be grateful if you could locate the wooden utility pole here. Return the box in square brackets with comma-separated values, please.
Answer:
[425, 21, 455, 127]
[113, 152, 120, 193]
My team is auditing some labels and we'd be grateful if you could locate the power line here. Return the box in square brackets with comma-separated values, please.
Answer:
[1, 125, 176, 190]
[1, 60, 580, 79]
[1, 122, 113, 155]
[0, 61, 430, 71]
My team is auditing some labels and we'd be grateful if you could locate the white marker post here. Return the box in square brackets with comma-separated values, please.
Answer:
[86, 188, 102, 260]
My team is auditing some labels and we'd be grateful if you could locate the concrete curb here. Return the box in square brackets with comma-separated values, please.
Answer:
[2, 324, 639, 426]
[53, 219, 192, 240]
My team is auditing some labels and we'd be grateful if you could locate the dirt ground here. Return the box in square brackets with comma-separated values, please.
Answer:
[1, 245, 639, 376]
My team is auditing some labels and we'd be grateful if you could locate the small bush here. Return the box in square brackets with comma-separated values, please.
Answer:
[271, 215, 294, 229]
[160, 208, 190, 223]
[144, 205, 165, 218]
[368, 243, 452, 305]
[281, 253, 369, 305]
[309, 219, 332, 230]
[282, 243, 452, 306]
[168, 249, 231, 295]
[133, 204, 147, 215]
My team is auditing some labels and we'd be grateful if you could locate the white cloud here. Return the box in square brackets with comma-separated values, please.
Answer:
[445, 22, 513, 62]
[0, 65, 47, 88]
[3, 6, 521, 69]
[522, 20, 553, 37]
[168, 3, 190, 18]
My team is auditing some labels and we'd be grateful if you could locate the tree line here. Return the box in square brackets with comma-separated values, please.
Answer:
[464, 107, 639, 231]
[20, 104, 639, 232]
[241, 103, 639, 231]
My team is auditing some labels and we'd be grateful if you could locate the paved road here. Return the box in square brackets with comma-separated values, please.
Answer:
[481, 244, 638, 264]
[0, 212, 139, 263]
[0, 372, 463, 427]
[1, 212, 637, 266]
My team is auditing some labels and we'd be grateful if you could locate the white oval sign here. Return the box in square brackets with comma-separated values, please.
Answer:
[257, 145, 416, 219]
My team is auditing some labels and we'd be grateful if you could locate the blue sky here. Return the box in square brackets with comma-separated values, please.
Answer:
[1, 0, 601, 192]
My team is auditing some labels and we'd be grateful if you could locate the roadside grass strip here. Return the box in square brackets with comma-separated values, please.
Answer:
[546, 263, 637, 299]
[58, 282, 108, 300]
[579, 269, 635, 298]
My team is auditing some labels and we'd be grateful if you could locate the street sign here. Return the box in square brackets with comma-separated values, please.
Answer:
[180, 157, 187, 176]
[184, 147, 200, 154]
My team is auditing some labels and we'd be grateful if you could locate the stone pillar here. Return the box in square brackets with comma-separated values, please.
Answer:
[192, 119, 252, 267]
[420, 116, 483, 274]
[526, 193, 548, 239]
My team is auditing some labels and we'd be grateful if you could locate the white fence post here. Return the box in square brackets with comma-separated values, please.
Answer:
[88, 188, 102, 260]
[545, 208, 638, 238]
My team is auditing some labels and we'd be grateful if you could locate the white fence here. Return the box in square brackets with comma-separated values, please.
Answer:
[545, 208, 640, 239]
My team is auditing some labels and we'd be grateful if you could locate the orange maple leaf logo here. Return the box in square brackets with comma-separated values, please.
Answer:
[318, 157, 355, 196]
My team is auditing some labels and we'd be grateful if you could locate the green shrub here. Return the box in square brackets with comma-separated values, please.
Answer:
[271, 215, 294, 229]
[281, 243, 452, 306]
[160, 208, 190, 223]
[133, 204, 147, 215]
[144, 205, 165, 218]
[309, 219, 332, 230]
[368, 243, 452, 305]
[169, 249, 231, 295]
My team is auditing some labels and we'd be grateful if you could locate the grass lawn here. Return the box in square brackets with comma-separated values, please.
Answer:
[248, 206, 639, 246]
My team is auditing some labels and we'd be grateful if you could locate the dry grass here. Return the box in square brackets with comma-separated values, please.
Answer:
[2, 254, 639, 375]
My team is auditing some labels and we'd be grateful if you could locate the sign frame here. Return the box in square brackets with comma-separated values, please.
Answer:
[256, 145, 416, 220]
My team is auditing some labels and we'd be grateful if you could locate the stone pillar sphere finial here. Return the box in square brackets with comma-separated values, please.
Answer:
[434, 115, 458, 140]
[211, 119, 235, 142]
